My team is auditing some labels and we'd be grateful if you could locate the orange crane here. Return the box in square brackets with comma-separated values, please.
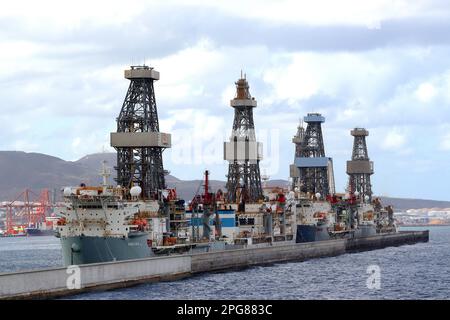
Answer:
[0, 189, 55, 236]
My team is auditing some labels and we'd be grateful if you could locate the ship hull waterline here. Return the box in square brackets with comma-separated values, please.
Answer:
[296, 224, 378, 243]
[60, 232, 153, 266]
[60, 225, 378, 265]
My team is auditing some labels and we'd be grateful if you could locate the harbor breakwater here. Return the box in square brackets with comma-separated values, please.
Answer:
[0, 230, 428, 299]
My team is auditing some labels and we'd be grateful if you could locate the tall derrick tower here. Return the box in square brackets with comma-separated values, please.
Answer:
[110, 65, 171, 199]
[224, 74, 263, 203]
[346, 128, 373, 201]
[294, 113, 335, 198]
[289, 120, 305, 190]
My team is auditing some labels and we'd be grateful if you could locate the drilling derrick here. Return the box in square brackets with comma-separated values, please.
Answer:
[224, 74, 263, 203]
[111, 66, 171, 199]
[290, 120, 305, 190]
[347, 128, 374, 201]
[294, 113, 335, 198]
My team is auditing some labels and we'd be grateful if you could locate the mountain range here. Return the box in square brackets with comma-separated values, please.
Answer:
[0, 151, 449, 211]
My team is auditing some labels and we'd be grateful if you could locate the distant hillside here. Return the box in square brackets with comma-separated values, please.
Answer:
[0, 151, 92, 201]
[378, 197, 450, 211]
[0, 151, 449, 210]
[75, 153, 117, 174]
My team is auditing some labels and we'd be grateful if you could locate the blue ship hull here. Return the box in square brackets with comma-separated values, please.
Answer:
[296, 225, 330, 243]
[296, 224, 377, 243]
[25, 228, 54, 236]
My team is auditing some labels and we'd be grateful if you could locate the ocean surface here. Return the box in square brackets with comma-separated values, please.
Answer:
[1, 226, 449, 299]
[0, 236, 63, 273]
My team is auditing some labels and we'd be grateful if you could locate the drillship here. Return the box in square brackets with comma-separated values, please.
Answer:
[55, 65, 187, 265]
[55, 68, 397, 266]
[290, 117, 396, 242]
[55, 162, 169, 265]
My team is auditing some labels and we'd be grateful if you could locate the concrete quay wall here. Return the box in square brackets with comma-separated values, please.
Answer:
[0, 255, 191, 299]
[191, 239, 346, 273]
[191, 230, 429, 274]
[345, 230, 429, 252]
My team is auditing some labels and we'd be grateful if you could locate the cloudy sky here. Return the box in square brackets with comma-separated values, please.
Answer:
[1, 0, 450, 200]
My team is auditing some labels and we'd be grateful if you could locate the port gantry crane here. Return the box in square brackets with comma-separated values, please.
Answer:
[0, 189, 54, 236]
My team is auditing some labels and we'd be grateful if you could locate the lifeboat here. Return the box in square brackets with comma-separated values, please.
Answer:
[363, 211, 374, 221]
[131, 218, 148, 231]
[57, 217, 67, 226]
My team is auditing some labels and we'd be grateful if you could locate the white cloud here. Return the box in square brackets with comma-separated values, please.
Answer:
[69, 131, 113, 161]
[12, 139, 39, 152]
[262, 54, 320, 103]
[441, 133, 450, 150]
[415, 82, 436, 102]
[262, 51, 395, 108]
[12, 123, 31, 134]
[1, 0, 445, 30]
[149, 39, 224, 105]
[257, 48, 450, 132]
[0, 0, 146, 29]
[72, 137, 81, 149]
[221, 85, 236, 107]
[381, 128, 407, 150]
[184, 0, 437, 27]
